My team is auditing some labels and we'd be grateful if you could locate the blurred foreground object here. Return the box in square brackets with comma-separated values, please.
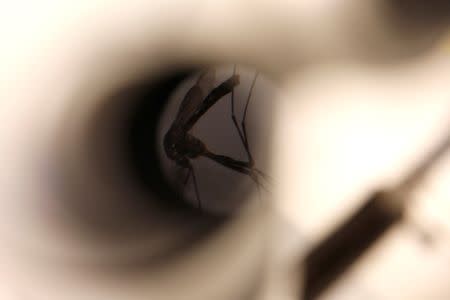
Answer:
[303, 109, 450, 299]
[0, 1, 450, 300]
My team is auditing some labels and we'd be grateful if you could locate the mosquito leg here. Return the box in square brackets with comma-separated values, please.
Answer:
[202, 151, 266, 191]
[230, 65, 247, 147]
[178, 167, 199, 208]
[188, 164, 201, 210]
[230, 69, 259, 167]
[228, 70, 272, 186]
[182, 167, 191, 188]
[240, 72, 259, 166]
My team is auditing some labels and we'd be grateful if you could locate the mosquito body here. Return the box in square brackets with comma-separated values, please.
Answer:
[163, 68, 266, 209]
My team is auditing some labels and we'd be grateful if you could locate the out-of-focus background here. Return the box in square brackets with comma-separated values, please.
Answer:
[0, 1, 449, 299]
[272, 50, 450, 300]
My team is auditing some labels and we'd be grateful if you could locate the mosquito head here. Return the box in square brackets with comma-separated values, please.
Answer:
[163, 130, 179, 160]
[163, 130, 191, 167]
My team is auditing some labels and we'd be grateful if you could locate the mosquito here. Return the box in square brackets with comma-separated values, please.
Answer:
[163, 67, 267, 210]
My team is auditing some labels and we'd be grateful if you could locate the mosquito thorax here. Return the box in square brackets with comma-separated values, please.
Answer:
[163, 128, 181, 160]
[184, 134, 206, 158]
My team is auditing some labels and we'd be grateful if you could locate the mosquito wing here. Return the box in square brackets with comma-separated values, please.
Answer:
[182, 74, 240, 132]
[172, 70, 216, 127]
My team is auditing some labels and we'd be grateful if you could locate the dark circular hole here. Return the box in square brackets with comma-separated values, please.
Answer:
[51, 64, 276, 265]
[52, 66, 232, 265]
[119, 68, 216, 213]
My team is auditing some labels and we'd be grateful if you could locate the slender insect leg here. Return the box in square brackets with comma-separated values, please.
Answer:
[230, 65, 249, 160]
[229, 70, 271, 185]
[229, 68, 259, 166]
[188, 164, 201, 210]
[240, 72, 259, 166]
[182, 167, 191, 188]
[202, 151, 267, 191]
